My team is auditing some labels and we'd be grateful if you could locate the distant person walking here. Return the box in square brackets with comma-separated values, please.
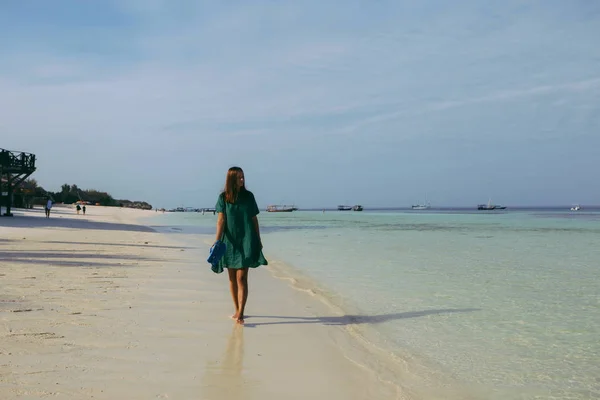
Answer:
[76, 204, 81, 214]
[214, 166, 267, 325]
[82, 205, 86, 215]
[45, 198, 53, 218]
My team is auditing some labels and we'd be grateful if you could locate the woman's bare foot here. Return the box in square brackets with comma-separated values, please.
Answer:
[236, 315, 245, 325]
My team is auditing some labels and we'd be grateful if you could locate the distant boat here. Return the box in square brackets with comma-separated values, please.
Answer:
[337, 205, 352, 211]
[571, 205, 581, 211]
[267, 205, 296, 212]
[352, 205, 363, 211]
[477, 199, 506, 210]
[168, 207, 203, 212]
[412, 194, 430, 210]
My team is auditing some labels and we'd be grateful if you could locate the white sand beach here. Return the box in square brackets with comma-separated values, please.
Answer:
[0, 206, 400, 399]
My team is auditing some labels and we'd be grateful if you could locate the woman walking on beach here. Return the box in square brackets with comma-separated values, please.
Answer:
[215, 166, 267, 324]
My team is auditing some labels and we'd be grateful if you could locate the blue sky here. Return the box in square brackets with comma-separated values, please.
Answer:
[1, 0, 599, 208]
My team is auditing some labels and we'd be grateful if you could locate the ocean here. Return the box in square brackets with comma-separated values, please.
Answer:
[146, 208, 600, 399]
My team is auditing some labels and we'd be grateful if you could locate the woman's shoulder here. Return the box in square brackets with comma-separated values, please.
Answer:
[243, 190, 257, 202]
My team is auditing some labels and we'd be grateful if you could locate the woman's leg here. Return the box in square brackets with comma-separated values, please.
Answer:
[235, 268, 249, 324]
[227, 268, 239, 318]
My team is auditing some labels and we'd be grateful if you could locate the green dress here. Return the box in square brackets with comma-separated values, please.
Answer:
[215, 190, 268, 269]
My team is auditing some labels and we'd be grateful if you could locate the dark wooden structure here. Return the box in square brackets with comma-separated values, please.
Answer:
[0, 148, 37, 216]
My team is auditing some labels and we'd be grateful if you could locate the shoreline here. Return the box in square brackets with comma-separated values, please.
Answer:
[143, 212, 485, 400]
[0, 206, 403, 399]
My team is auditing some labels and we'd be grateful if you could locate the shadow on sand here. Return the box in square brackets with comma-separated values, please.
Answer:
[0, 250, 169, 268]
[38, 240, 194, 250]
[0, 210, 155, 233]
[244, 308, 480, 327]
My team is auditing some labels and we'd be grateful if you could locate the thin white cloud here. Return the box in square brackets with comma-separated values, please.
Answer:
[3, 3, 597, 139]
[431, 78, 600, 111]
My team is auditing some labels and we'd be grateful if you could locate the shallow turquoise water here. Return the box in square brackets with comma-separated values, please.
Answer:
[148, 209, 600, 399]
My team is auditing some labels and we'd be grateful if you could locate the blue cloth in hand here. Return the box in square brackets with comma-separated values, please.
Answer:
[207, 240, 226, 273]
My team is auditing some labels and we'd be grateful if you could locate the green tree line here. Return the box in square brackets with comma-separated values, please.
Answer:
[16, 179, 152, 210]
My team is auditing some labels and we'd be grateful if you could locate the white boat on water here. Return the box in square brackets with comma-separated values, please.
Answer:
[412, 194, 431, 210]
[477, 198, 506, 210]
[267, 205, 296, 212]
[571, 205, 581, 211]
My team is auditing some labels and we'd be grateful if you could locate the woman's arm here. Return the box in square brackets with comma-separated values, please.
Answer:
[252, 216, 262, 248]
[215, 212, 225, 241]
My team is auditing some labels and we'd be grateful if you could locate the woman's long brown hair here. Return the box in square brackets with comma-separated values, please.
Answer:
[224, 166, 245, 203]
